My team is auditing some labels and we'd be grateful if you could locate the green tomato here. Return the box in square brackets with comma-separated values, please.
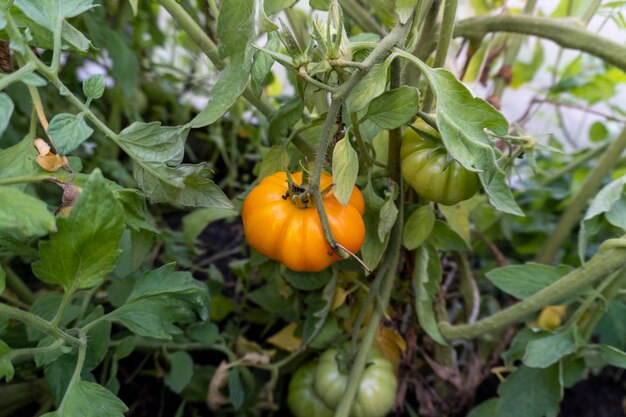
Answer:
[288, 361, 335, 417]
[313, 347, 397, 417]
[400, 120, 481, 206]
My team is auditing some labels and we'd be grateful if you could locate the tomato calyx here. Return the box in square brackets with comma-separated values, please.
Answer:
[281, 171, 334, 209]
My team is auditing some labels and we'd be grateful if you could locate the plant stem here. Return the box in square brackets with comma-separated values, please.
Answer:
[0, 61, 36, 91]
[536, 125, 626, 264]
[57, 332, 87, 414]
[333, 58, 405, 417]
[453, 15, 626, 73]
[50, 288, 74, 328]
[2, 264, 35, 305]
[0, 303, 84, 347]
[308, 21, 411, 257]
[581, 0, 603, 25]
[338, 0, 384, 35]
[422, 0, 458, 112]
[0, 174, 53, 187]
[50, 17, 63, 73]
[439, 241, 626, 340]
[10, 339, 65, 363]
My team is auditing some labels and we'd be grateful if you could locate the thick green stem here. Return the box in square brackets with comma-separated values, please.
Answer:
[0, 303, 84, 347]
[422, 0, 458, 112]
[439, 242, 626, 340]
[490, 0, 538, 104]
[339, 0, 384, 35]
[308, 21, 410, 257]
[333, 55, 405, 417]
[2, 264, 36, 305]
[453, 15, 626, 73]
[536, 125, 626, 264]
[0, 175, 53, 187]
[0, 61, 36, 91]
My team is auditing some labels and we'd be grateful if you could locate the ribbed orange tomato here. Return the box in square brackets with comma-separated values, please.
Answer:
[242, 171, 365, 272]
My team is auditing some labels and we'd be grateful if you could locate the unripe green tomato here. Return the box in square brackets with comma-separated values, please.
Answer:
[288, 361, 334, 417]
[314, 347, 397, 417]
[400, 120, 481, 205]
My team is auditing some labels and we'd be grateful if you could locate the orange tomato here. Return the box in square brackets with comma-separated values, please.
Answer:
[242, 171, 365, 272]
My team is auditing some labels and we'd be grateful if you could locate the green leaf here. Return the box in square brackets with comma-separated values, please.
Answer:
[495, 365, 561, 417]
[217, 0, 255, 59]
[347, 61, 388, 113]
[0, 339, 14, 382]
[33, 170, 124, 290]
[523, 327, 580, 368]
[579, 175, 626, 260]
[360, 181, 389, 270]
[191, 0, 255, 128]
[268, 97, 304, 139]
[310, 0, 331, 10]
[164, 351, 194, 393]
[332, 135, 359, 206]
[0, 135, 38, 190]
[363, 86, 419, 130]
[14, 0, 95, 25]
[191, 55, 251, 128]
[0, 93, 14, 136]
[83, 75, 105, 100]
[282, 268, 332, 291]
[413, 245, 446, 345]
[485, 263, 574, 300]
[186, 322, 220, 345]
[118, 122, 187, 166]
[133, 162, 233, 208]
[378, 196, 398, 242]
[258, 145, 289, 179]
[0, 187, 56, 237]
[47, 113, 94, 154]
[511, 40, 544, 88]
[251, 31, 280, 96]
[0, 10, 6, 30]
[0, 265, 4, 295]
[54, 380, 128, 417]
[105, 263, 210, 339]
[594, 344, 626, 369]
[428, 220, 469, 252]
[410, 61, 521, 216]
[118, 122, 232, 208]
[589, 121, 609, 143]
[128, 0, 138, 15]
[595, 300, 626, 350]
[467, 399, 499, 417]
[396, 0, 418, 24]
[228, 367, 245, 409]
[265, 0, 297, 15]
[182, 208, 238, 247]
[403, 205, 435, 250]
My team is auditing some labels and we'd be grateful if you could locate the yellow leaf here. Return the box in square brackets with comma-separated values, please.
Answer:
[266, 323, 301, 352]
[375, 327, 406, 369]
[35, 153, 69, 172]
[331, 287, 348, 311]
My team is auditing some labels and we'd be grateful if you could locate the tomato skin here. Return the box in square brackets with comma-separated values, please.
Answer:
[288, 361, 335, 417]
[313, 347, 398, 417]
[400, 120, 480, 205]
[242, 171, 366, 272]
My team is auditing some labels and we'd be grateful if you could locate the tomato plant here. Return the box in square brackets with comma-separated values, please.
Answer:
[0, 0, 625, 416]
[242, 171, 365, 272]
[401, 119, 481, 205]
